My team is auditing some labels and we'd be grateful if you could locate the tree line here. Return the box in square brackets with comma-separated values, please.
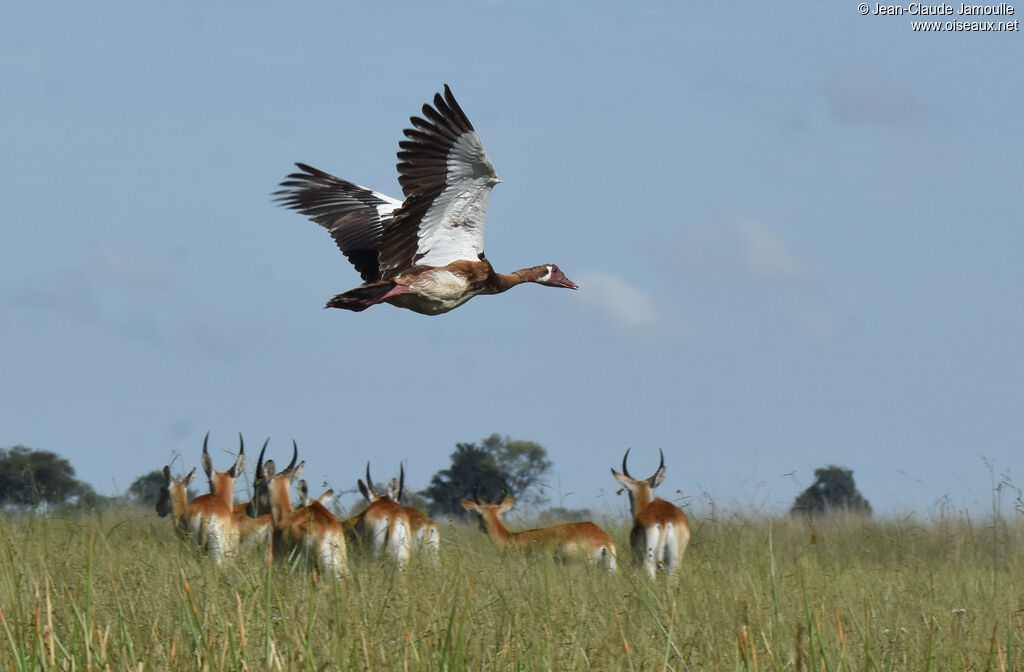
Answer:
[0, 437, 872, 517]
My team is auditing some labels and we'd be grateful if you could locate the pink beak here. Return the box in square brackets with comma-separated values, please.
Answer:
[549, 267, 578, 290]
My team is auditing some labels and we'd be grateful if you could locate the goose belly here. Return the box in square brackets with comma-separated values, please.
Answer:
[389, 270, 481, 315]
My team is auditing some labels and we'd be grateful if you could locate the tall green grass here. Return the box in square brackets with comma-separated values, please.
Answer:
[0, 507, 1022, 670]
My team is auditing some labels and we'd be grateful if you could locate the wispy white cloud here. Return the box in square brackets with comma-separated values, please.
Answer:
[673, 218, 817, 293]
[573, 272, 674, 339]
[736, 220, 814, 290]
[669, 218, 834, 340]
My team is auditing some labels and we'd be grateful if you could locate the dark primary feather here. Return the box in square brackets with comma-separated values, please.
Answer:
[377, 85, 490, 276]
[274, 163, 391, 283]
[395, 85, 477, 199]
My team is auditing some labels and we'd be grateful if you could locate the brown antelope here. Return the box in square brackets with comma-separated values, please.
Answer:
[377, 465, 439, 564]
[242, 440, 334, 542]
[156, 433, 244, 563]
[346, 464, 411, 569]
[199, 432, 248, 558]
[611, 449, 690, 579]
[460, 495, 617, 570]
[247, 437, 296, 519]
[260, 443, 348, 578]
[156, 465, 196, 536]
[224, 438, 275, 552]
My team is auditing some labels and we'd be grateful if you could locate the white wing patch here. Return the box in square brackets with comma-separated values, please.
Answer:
[416, 131, 498, 267]
[371, 191, 403, 219]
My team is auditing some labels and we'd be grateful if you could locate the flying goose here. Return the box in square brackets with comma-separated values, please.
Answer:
[275, 85, 578, 315]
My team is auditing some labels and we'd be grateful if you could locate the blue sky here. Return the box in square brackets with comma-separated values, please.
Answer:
[3, 2, 1021, 519]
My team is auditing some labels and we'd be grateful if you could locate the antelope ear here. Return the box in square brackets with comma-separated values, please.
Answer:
[290, 461, 305, 482]
[650, 466, 667, 489]
[262, 459, 277, 480]
[611, 470, 632, 488]
[358, 479, 371, 501]
[460, 498, 478, 512]
[499, 497, 515, 513]
[230, 453, 246, 478]
[183, 468, 197, 487]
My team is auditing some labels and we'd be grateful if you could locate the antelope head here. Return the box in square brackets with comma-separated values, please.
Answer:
[200, 432, 246, 498]
[249, 438, 296, 517]
[156, 465, 196, 523]
[610, 448, 666, 518]
[358, 463, 403, 502]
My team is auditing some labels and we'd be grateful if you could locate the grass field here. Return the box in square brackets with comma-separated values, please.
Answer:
[1, 506, 1022, 670]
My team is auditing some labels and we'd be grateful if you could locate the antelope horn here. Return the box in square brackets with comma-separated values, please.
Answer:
[397, 463, 405, 502]
[201, 431, 214, 479]
[621, 447, 633, 479]
[472, 484, 481, 504]
[256, 437, 269, 479]
[229, 432, 246, 476]
[650, 448, 665, 485]
[365, 462, 378, 497]
[283, 440, 298, 475]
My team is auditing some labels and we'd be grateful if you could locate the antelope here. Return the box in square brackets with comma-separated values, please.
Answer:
[372, 465, 440, 565]
[260, 443, 348, 578]
[242, 440, 333, 537]
[199, 432, 249, 558]
[156, 433, 244, 563]
[226, 438, 275, 552]
[156, 465, 196, 537]
[247, 437, 297, 519]
[611, 448, 690, 580]
[345, 463, 411, 569]
[460, 495, 617, 570]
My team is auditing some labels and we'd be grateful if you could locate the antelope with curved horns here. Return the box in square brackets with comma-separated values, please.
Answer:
[347, 463, 411, 570]
[224, 437, 275, 552]
[375, 464, 439, 565]
[460, 495, 617, 570]
[203, 433, 257, 556]
[260, 441, 348, 578]
[248, 437, 298, 519]
[161, 432, 245, 563]
[611, 449, 690, 579]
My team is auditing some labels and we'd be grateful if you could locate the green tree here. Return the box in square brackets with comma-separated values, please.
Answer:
[791, 465, 872, 516]
[423, 434, 552, 518]
[127, 469, 167, 508]
[0, 445, 88, 506]
[480, 434, 552, 499]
